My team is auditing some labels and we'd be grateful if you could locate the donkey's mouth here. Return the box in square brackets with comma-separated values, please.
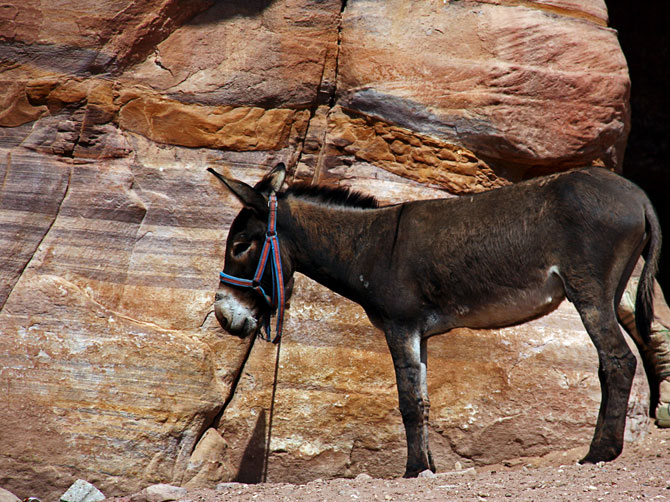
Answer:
[215, 314, 258, 339]
[213, 297, 262, 339]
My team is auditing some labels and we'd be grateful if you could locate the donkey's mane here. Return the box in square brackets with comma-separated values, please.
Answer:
[284, 182, 380, 209]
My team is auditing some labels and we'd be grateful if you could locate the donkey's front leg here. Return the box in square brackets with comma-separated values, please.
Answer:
[386, 329, 435, 477]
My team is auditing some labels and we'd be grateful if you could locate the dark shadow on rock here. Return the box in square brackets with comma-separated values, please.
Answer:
[609, 0, 670, 292]
[234, 408, 267, 484]
[189, 0, 276, 26]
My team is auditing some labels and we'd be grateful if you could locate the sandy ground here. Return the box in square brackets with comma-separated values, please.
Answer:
[112, 426, 670, 502]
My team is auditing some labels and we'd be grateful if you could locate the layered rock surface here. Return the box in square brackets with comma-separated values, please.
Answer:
[0, 0, 642, 499]
[338, 0, 629, 171]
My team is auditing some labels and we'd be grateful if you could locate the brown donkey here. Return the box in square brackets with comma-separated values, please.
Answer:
[209, 164, 661, 477]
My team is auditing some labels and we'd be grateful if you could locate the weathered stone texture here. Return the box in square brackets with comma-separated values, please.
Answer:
[118, 94, 309, 152]
[127, 0, 342, 108]
[338, 0, 630, 172]
[295, 106, 508, 194]
[0, 0, 641, 498]
[0, 150, 250, 497]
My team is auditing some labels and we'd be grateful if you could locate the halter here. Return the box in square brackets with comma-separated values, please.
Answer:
[218, 194, 285, 343]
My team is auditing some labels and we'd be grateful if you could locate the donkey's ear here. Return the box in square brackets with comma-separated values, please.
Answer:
[255, 162, 286, 195]
[207, 168, 267, 215]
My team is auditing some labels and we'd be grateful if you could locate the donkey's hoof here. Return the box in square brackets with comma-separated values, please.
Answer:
[579, 454, 600, 465]
[579, 445, 622, 464]
[404, 466, 433, 478]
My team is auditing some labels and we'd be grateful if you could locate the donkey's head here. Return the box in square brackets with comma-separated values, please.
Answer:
[209, 163, 295, 339]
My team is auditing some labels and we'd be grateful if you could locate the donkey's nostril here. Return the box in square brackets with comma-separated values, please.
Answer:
[214, 305, 229, 329]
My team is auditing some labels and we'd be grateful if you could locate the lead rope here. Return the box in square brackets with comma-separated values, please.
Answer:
[262, 193, 282, 481]
[263, 333, 282, 482]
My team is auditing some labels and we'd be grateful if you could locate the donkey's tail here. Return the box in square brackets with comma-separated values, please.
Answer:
[636, 200, 662, 342]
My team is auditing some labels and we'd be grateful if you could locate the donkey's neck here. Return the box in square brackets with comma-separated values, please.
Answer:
[281, 198, 398, 308]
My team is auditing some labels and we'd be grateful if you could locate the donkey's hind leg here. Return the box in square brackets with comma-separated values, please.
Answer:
[576, 303, 637, 463]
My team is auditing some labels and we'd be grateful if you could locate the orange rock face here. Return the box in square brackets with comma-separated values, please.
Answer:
[0, 0, 643, 498]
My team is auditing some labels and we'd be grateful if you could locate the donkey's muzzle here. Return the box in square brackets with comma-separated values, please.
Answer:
[213, 289, 261, 338]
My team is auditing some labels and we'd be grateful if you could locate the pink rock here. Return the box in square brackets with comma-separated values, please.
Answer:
[338, 0, 629, 171]
[130, 484, 187, 502]
[0, 487, 21, 502]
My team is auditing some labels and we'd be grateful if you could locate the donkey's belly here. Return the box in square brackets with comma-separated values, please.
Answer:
[470, 272, 566, 329]
[429, 271, 567, 334]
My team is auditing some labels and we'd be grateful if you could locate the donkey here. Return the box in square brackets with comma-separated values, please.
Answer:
[209, 163, 661, 477]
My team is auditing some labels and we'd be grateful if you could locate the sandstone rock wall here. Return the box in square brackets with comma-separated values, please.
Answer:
[0, 0, 642, 498]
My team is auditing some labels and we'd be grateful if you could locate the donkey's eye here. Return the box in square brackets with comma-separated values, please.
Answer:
[232, 241, 251, 256]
